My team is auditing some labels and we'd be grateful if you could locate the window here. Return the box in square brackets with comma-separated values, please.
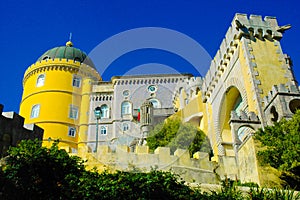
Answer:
[100, 126, 107, 135]
[121, 101, 131, 115]
[36, 74, 45, 87]
[68, 127, 76, 137]
[123, 90, 129, 97]
[100, 104, 109, 118]
[72, 75, 81, 88]
[148, 85, 157, 93]
[30, 104, 40, 118]
[149, 98, 160, 108]
[69, 105, 78, 119]
[185, 98, 189, 105]
[122, 123, 129, 131]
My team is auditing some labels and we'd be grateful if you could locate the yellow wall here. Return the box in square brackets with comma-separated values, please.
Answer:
[78, 78, 93, 145]
[239, 43, 258, 114]
[250, 39, 288, 98]
[20, 59, 100, 149]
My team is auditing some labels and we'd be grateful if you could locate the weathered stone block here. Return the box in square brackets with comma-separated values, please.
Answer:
[135, 145, 149, 154]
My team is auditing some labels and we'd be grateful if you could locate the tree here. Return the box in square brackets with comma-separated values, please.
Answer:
[147, 117, 212, 156]
[255, 110, 300, 189]
[0, 139, 205, 199]
[1, 139, 85, 199]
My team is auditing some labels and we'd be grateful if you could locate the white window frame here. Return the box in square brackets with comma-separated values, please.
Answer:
[68, 127, 76, 137]
[36, 74, 45, 87]
[100, 104, 109, 118]
[149, 98, 160, 108]
[69, 105, 79, 119]
[100, 126, 107, 135]
[30, 104, 40, 118]
[121, 101, 132, 115]
[122, 123, 129, 132]
[72, 75, 82, 88]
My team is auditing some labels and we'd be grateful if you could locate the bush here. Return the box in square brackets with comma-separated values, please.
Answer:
[147, 117, 212, 157]
[255, 110, 300, 189]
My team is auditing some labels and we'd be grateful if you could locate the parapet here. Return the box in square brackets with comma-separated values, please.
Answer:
[0, 104, 44, 157]
[78, 145, 219, 184]
[172, 76, 203, 105]
[23, 58, 101, 85]
[263, 83, 300, 109]
[202, 14, 290, 102]
[230, 111, 260, 123]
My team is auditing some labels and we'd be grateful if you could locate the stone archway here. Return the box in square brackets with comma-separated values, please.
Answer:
[218, 86, 243, 156]
[212, 77, 248, 157]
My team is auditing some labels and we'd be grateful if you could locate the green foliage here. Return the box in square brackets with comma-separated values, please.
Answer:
[255, 110, 300, 189]
[147, 117, 212, 156]
[207, 179, 244, 200]
[71, 170, 203, 200]
[1, 139, 299, 199]
[248, 186, 300, 200]
[1, 139, 85, 199]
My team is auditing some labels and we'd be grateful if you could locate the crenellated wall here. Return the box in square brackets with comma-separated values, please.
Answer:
[263, 83, 300, 125]
[196, 13, 297, 159]
[76, 145, 219, 184]
[0, 104, 43, 157]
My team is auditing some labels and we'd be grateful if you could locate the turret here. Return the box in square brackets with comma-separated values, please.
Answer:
[19, 41, 101, 150]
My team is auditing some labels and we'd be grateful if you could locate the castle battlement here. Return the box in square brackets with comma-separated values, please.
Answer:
[172, 76, 202, 103]
[230, 111, 260, 123]
[202, 14, 288, 102]
[76, 145, 219, 184]
[0, 104, 44, 157]
[263, 83, 300, 107]
[112, 75, 187, 86]
[23, 58, 100, 85]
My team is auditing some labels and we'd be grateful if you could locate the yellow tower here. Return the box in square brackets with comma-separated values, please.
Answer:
[19, 41, 101, 151]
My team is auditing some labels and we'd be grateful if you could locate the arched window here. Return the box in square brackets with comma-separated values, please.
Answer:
[101, 104, 109, 118]
[237, 126, 255, 142]
[149, 98, 160, 108]
[121, 101, 132, 115]
[36, 74, 45, 87]
[30, 104, 40, 118]
[68, 127, 76, 137]
[122, 123, 129, 131]
[100, 126, 107, 135]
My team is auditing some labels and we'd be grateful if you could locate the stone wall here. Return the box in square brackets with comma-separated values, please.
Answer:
[76, 145, 219, 184]
[238, 135, 284, 188]
[0, 104, 44, 157]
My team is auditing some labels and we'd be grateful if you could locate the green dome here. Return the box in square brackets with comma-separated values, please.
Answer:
[37, 41, 95, 68]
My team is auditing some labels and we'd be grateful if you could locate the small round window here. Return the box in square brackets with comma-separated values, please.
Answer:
[123, 90, 129, 97]
[148, 85, 157, 93]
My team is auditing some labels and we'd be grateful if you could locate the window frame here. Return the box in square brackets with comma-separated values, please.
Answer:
[148, 98, 161, 108]
[100, 126, 107, 135]
[100, 104, 109, 118]
[72, 74, 82, 88]
[30, 104, 40, 119]
[121, 101, 132, 116]
[36, 74, 45, 87]
[122, 123, 129, 132]
[68, 127, 76, 137]
[69, 105, 79, 119]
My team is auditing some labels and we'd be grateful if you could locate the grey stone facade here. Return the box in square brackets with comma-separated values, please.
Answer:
[87, 74, 192, 151]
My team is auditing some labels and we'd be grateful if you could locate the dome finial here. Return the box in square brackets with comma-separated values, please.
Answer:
[66, 32, 73, 47]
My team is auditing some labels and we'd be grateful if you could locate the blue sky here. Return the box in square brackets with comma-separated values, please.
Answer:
[0, 0, 299, 112]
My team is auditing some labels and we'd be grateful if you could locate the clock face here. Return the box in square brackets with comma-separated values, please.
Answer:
[148, 85, 157, 93]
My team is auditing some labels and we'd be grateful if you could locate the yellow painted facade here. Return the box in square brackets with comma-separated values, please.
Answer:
[20, 44, 100, 149]
[250, 39, 289, 98]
